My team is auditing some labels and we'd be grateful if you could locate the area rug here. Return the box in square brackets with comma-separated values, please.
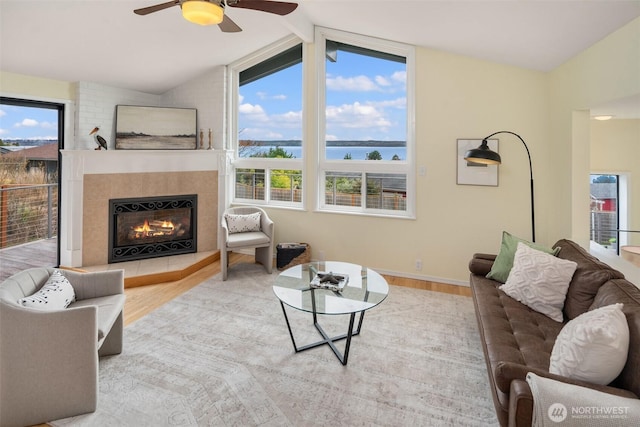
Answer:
[52, 263, 498, 426]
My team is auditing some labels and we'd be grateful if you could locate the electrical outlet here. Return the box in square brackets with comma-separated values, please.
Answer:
[415, 259, 422, 271]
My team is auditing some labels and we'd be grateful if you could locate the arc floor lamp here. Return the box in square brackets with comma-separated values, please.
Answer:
[464, 131, 535, 242]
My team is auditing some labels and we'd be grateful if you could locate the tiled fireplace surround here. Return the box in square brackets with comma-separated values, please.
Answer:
[60, 150, 225, 268]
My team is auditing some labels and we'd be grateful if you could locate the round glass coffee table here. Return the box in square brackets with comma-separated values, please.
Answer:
[273, 261, 389, 365]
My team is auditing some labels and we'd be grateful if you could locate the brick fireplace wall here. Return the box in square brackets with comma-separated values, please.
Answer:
[82, 171, 217, 266]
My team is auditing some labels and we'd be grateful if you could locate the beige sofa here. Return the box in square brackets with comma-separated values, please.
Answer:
[0, 268, 126, 427]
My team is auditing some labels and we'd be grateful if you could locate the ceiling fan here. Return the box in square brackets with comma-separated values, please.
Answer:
[134, 0, 298, 33]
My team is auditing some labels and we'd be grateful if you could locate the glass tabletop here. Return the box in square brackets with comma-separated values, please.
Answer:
[272, 261, 389, 315]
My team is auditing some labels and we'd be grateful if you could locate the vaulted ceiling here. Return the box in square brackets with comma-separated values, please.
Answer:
[1, 0, 639, 116]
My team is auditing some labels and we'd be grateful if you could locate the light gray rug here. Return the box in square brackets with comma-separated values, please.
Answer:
[52, 263, 498, 426]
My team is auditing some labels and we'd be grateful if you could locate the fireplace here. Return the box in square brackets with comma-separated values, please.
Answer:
[108, 194, 197, 263]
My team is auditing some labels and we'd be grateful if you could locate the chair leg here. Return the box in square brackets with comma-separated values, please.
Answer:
[255, 247, 273, 274]
[222, 249, 228, 281]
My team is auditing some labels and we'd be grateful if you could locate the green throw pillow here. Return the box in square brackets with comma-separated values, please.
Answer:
[486, 231, 560, 283]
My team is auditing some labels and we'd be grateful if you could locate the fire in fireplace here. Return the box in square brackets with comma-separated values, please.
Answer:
[108, 194, 197, 263]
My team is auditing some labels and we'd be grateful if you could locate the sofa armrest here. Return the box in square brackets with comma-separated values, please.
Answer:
[496, 361, 638, 398]
[469, 253, 496, 276]
[508, 379, 534, 427]
[260, 212, 274, 240]
[60, 269, 124, 301]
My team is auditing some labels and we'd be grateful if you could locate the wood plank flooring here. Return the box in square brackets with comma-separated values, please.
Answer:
[0, 238, 58, 282]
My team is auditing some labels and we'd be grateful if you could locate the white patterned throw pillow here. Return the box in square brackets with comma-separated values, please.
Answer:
[499, 242, 577, 322]
[18, 269, 76, 310]
[225, 212, 261, 234]
[550, 303, 629, 385]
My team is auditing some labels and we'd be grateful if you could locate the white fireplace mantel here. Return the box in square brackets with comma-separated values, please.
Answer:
[59, 149, 226, 267]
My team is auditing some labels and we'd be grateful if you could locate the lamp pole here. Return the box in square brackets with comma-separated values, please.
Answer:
[465, 131, 535, 242]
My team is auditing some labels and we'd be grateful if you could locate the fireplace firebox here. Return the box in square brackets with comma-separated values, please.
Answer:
[108, 194, 197, 263]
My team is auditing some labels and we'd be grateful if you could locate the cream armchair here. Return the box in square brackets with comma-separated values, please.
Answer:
[0, 267, 125, 427]
[221, 206, 275, 280]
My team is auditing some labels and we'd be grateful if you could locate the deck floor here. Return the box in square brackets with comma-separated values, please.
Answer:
[0, 238, 58, 281]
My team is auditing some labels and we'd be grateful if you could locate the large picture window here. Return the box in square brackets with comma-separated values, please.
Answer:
[230, 30, 415, 217]
[231, 38, 303, 206]
[317, 27, 415, 217]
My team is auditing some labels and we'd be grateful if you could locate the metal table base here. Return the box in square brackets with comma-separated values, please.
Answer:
[278, 298, 365, 366]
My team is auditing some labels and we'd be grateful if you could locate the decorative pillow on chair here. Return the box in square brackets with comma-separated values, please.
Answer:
[499, 242, 577, 322]
[225, 212, 261, 234]
[18, 269, 76, 310]
[550, 303, 629, 385]
[487, 231, 561, 283]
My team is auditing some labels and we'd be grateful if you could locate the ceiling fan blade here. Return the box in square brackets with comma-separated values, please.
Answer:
[227, 0, 298, 16]
[134, 0, 181, 16]
[218, 14, 242, 33]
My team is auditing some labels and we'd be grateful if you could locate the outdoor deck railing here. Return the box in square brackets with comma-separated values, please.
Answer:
[0, 183, 58, 248]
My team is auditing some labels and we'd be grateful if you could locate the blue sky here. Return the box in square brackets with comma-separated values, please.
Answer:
[239, 50, 407, 142]
[0, 104, 58, 141]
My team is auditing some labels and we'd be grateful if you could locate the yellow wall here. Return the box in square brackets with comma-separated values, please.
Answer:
[547, 17, 640, 247]
[0, 71, 75, 100]
[591, 119, 640, 245]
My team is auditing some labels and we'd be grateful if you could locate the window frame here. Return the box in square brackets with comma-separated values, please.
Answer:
[228, 36, 305, 209]
[315, 27, 416, 218]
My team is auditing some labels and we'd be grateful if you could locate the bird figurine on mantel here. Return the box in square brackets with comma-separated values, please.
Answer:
[89, 126, 108, 150]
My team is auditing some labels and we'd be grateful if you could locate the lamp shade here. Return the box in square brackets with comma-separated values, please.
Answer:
[464, 140, 501, 165]
[182, 0, 224, 26]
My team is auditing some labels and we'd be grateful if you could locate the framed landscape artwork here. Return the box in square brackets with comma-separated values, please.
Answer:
[115, 105, 197, 150]
[456, 139, 499, 186]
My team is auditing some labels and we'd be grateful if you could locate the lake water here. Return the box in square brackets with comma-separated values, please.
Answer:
[246, 145, 406, 160]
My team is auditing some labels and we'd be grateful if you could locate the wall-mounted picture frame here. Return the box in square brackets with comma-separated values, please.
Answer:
[456, 139, 499, 186]
[115, 105, 197, 150]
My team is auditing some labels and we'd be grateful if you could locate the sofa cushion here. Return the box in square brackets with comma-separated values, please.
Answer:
[471, 275, 563, 395]
[499, 243, 577, 322]
[18, 270, 76, 310]
[554, 239, 625, 320]
[550, 303, 629, 385]
[225, 212, 261, 234]
[487, 231, 560, 283]
[226, 231, 270, 248]
[69, 294, 126, 341]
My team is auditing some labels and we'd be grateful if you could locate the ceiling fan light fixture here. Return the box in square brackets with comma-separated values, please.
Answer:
[182, 0, 224, 26]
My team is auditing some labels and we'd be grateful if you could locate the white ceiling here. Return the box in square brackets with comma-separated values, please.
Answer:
[1, 0, 639, 115]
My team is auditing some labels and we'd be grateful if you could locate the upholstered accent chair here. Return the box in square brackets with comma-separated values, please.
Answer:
[0, 268, 126, 427]
[220, 206, 275, 280]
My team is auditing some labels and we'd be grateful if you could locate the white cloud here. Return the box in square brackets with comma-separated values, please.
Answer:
[41, 121, 57, 129]
[0, 128, 8, 135]
[15, 118, 38, 127]
[371, 97, 407, 110]
[392, 71, 406, 84]
[327, 75, 378, 92]
[0, 109, 6, 117]
[239, 103, 269, 123]
[326, 101, 392, 131]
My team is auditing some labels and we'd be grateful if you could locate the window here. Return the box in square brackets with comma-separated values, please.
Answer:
[0, 97, 65, 267]
[590, 174, 620, 252]
[231, 38, 303, 207]
[317, 27, 415, 217]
